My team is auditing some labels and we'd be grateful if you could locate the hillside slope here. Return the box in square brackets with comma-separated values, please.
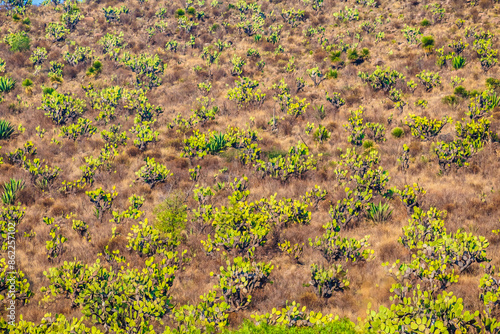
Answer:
[0, 0, 500, 332]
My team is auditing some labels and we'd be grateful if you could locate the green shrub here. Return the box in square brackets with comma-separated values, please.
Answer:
[0, 120, 15, 140]
[175, 8, 185, 17]
[86, 60, 102, 77]
[265, 147, 287, 160]
[486, 77, 500, 90]
[362, 140, 374, 149]
[391, 127, 404, 138]
[421, 35, 435, 53]
[3, 31, 30, 52]
[442, 95, 459, 107]
[326, 68, 338, 79]
[454, 86, 468, 98]
[224, 318, 357, 333]
[153, 190, 187, 239]
[420, 18, 430, 26]
[42, 87, 55, 95]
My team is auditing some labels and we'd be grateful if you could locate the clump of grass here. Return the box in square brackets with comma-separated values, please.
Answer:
[391, 127, 404, 138]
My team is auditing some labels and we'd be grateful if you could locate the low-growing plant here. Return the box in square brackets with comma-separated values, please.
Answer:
[3, 31, 30, 52]
[367, 201, 393, 223]
[1, 179, 25, 205]
[0, 120, 15, 139]
[0, 76, 15, 93]
[391, 127, 404, 138]
[135, 157, 173, 189]
[306, 263, 349, 298]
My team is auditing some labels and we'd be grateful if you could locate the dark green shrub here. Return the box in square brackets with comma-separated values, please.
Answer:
[265, 147, 287, 160]
[454, 86, 468, 98]
[175, 8, 185, 17]
[42, 86, 55, 95]
[363, 139, 374, 149]
[420, 18, 430, 26]
[391, 127, 404, 138]
[4, 31, 31, 52]
[421, 35, 435, 53]
[86, 61, 102, 77]
[486, 77, 500, 90]
[442, 95, 459, 106]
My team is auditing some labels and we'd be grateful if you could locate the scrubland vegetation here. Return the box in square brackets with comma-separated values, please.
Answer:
[1, 0, 500, 332]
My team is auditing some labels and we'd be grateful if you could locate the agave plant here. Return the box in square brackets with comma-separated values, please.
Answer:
[0, 119, 15, 140]
[1, 178, 25, 205]
[207, 132, 227, 154]
[452, 56, 466, 70]
[0, 76, 16, 93]
[367, 201, 393, 223]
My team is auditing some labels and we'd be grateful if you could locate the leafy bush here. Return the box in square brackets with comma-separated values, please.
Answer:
[252, 301, 339, 327]
[40, 91, 86, 125]
[135, 157, 172, 188]
[212, 257, 273, 311]
[421, 35, 435, 53]
[102, 5, 129, 23]
[3, 31, 30, 52]
[45, 22, 70, 42]
[224, 318, 357, 333]
[307, 263, 349, 298]
[86, 187, 117, 221]
[60, 118, 97, 141]
[405, 114, 451, 141]
[416, 70, 441, 91]
[358, 66, 405, 92]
